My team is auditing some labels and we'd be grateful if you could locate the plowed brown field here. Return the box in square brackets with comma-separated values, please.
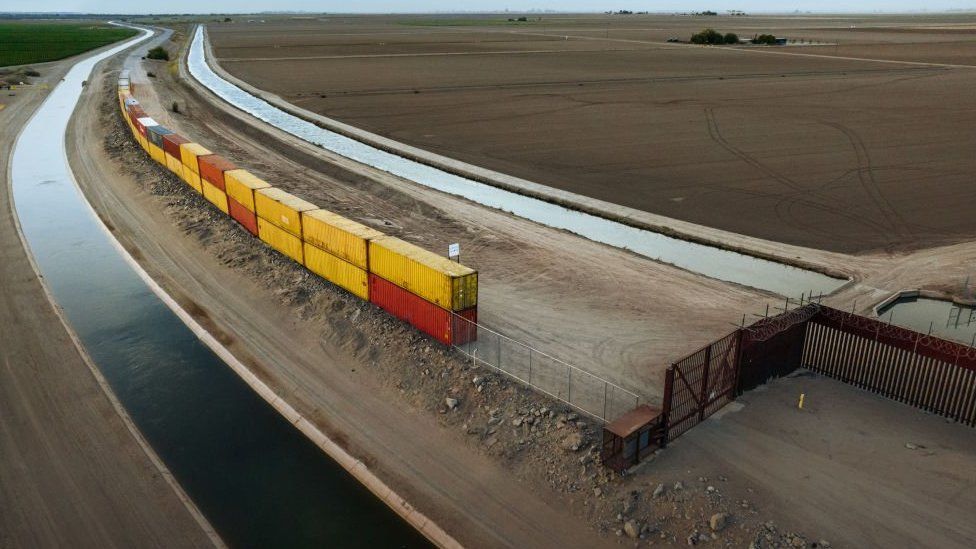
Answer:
[208, 14, 976, 254]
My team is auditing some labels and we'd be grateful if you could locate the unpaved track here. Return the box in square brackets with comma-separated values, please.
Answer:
[0, 43, 214, 548]
[69, 45, 615, 549]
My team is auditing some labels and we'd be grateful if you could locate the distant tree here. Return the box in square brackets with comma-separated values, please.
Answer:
[752, 34, 777, 45]
[146, 46, 169, 61]
[223, 17, 232, 22]
[690, 28, 724, 45]
[724, 32, 739, 44]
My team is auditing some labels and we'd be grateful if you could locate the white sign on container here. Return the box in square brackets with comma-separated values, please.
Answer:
[448, 243, 460, 260]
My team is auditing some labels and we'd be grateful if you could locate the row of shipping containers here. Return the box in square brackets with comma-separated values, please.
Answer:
[117, 76, 478, 346]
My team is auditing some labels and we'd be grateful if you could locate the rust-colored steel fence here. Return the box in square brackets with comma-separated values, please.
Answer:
[662, 330, 741, 441]
[602, 302, 976, 471]
[804, 307, 976, 426]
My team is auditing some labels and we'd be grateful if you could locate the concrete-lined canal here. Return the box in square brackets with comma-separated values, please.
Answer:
[11, 26, 428, 548]
[189, 25, 847, 298]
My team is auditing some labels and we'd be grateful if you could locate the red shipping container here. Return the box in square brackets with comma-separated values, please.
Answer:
[162, 133, 190, 157]
[369, 273, 477, 346]
[127, 105, 146, 121]
[228, 196, 259, 236]
[197, 154, 237, 191]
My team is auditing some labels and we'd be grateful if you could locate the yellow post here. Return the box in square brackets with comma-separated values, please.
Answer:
[798, 393, 805, 409]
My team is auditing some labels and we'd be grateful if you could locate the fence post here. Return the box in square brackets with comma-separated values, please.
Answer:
[603, 382, 609, 421]
[732, 328, 746, 396]
[698, 344, 713, 421]
[568, 366, 572, 403]
[661, 366, 675, 446]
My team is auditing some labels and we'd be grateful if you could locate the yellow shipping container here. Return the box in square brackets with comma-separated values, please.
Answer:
[302, 209, 382, 271]
[224, 169, 270, 211]
[369, 236, 478, 311]
[182, 166, 203, 193]
[148, 142, 166, 165]
[165, 153, 184, 179]
[254, 188, 316, 237]
[201, 179, 229, 214]
[258, 217, 304, 264]
[303, 243, 369, 301]
[179, 143, 211, 174]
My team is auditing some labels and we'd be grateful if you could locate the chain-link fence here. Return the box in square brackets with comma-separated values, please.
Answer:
[451, 313, 640, 422]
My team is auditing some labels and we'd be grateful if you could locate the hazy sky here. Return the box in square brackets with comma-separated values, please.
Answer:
[3, 1, 975, 14]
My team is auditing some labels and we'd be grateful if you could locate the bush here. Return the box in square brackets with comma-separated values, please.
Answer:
[171, 101, 179, 113]
[752, 34, 777, 45]
[724, 33, 739, 44]
[24, 68, 40, 77]
[146, 71, 156, 78]
[690, 28, 725, 45]
[146, 46, 169, 61]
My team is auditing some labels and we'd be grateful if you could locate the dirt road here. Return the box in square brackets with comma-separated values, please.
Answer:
[0, 42, 216, 548]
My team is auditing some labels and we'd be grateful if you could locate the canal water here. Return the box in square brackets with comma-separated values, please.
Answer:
[11, 27, 428, 549]
[188, 26, 847, 298]
[877, 296, 976, 346]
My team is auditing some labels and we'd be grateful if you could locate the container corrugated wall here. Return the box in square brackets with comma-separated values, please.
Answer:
[179, 143, 211, 193]
[258, 217, 304, 263]
[369, 236, 477, 311]
[302, 210, 381, 271]
[198, 154, 237, 192]
[162, 134, 189, 179]
[304, 243, 369, 300]
[201, 179, 229, 214]
[224, 169, 269, 211]
[179, 142, 211, 174]
[368, 274, 477, 345]
[228, 197, 258, 236]
[254, 188, 317, 237]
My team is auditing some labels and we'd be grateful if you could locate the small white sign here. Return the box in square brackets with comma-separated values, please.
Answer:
[448, 243, 460, 258]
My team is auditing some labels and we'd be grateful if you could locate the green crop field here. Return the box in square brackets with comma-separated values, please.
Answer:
[0, 22, 137, 67]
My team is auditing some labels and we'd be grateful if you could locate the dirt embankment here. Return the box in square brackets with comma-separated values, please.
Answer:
[71, 32, 835, 547]
[0, 43, 216, 549]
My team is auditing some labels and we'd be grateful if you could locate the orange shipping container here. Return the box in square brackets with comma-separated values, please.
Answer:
[198, 155, 237, 192]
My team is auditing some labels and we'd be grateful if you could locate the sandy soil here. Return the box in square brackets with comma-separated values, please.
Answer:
[0, 44, 216, 548]
[208, 15, 976, 254]
[660, 371, 976, 548]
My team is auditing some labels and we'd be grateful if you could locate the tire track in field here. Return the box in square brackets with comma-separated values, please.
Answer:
[703, 107, 894, 239]
[820, 120, 914, 238]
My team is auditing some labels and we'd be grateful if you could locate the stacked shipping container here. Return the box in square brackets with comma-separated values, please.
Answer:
[116, 79, 477, 346]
